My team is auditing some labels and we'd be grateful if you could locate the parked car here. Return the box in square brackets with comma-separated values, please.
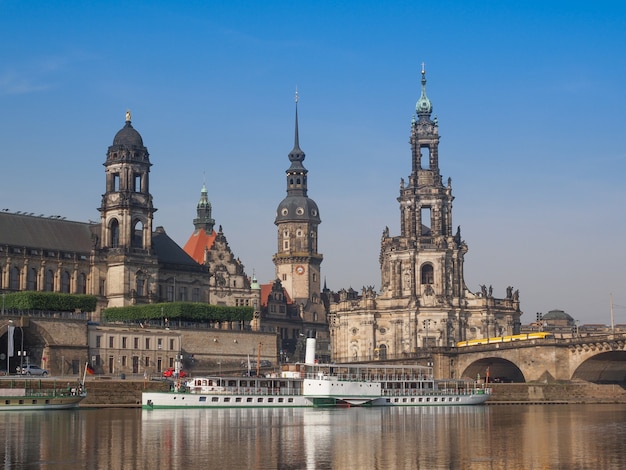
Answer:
[17, 365, 49, 376]
[162, 368, 187, 378]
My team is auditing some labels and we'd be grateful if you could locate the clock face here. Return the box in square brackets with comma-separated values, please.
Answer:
[296, 265, 305, 275]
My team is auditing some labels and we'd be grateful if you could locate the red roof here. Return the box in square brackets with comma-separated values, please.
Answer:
[183, 229, 217, 264]
[260, 282, 293, 307]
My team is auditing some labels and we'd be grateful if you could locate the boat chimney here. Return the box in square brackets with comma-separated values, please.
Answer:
[304, 334, 316, 365]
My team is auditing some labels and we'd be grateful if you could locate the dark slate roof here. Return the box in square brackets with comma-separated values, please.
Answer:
[113, 121, 144, 147]
[0, 212, 96, 253]
[152, 227, 206, 270]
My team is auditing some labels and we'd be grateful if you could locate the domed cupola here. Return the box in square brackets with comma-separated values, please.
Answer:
[108, 111, 149, 164]
[415, 64, 433, 118]
[275, 91, 321, 225]
[112, 111, 144, 146]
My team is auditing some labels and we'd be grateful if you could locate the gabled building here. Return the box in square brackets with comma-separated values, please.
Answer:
[328, 69, 522, 362]
[183, 183, 261, 317]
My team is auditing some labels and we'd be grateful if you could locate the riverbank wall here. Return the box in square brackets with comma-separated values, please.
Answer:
[83, 379, 626, 407]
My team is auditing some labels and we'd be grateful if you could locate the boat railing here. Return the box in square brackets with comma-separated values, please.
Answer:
[190, 386, 303, 397]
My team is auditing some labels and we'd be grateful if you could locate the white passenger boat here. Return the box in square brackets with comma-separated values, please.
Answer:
[142, 362, 490, 409]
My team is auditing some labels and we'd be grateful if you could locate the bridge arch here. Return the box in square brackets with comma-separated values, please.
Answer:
[458, 356, 526, 383]
[572, 351, 626, 383]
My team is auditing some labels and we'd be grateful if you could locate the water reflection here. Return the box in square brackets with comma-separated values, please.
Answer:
[1, 405, 626, 468]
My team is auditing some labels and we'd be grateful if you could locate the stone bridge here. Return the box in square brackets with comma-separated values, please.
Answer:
[431, 334, 626, 383]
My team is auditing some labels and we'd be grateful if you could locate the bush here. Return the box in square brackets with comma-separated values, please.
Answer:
[102, 302, 253, 323]
[2, 292, 98, 312]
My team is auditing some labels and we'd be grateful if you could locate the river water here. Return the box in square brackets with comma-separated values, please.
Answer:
[1, 404, 625, 469]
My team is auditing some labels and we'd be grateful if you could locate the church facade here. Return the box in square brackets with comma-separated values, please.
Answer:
[328, 69, 522, 362]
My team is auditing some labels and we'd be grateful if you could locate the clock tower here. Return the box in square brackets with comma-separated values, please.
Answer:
[273, 92, 324, 325]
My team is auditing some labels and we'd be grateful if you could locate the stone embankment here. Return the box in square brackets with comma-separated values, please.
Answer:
[81, 379, 626, 407]
[486, 382, 626, 404]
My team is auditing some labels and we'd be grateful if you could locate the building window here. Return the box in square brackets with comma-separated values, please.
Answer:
[134, 338, 139, 349]
[136, 278, 145, 297]
[77, 273, 87, 294]
[170, 339, 174, 350]
[421, 264, 434, 284]
[145, 338, 150, 349]
[283, 240, 289, 251]
[27, 268, 37, 291]
[179, 287, 187, 302]
[110, 219, 120, 248]
[61, 271, 71, 293]
[157, 339, 162, 350]
[9, 266, 20, 290]
[192, 288, 200, 302]
[109, 337, 114, 348]
[96, 335, 101, 348]
[122, 337, 127, 349]
[122, 356, 127, 367]
[282, 274, 287, 281]
[167, 285, 174, 302]
[144, 357, 150, 367]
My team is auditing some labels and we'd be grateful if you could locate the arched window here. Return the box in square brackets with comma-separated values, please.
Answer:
[378, 344, 387, 360]
[61, 271, 71, 293]
[421, 264, 434, 284]
[132, 220, 144, 248]
[27, 268, 37, 291]
[77, 273, 87, 294]
[110, 219, 120, 248]
[44, 269, 55, 291]
[9, 266, 20, 290]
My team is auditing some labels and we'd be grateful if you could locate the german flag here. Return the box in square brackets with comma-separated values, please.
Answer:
[86, 364, 95, 375]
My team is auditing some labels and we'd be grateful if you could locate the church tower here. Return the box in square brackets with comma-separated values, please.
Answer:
[99, 111, 155, 252]
[328, 67, 521, 362]
[273, 92, 324, 325]
[99, 111, 158, 306]
[379, 65, 466, 305]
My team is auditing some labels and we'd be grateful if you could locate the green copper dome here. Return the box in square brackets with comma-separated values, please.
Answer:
[415, 67, 432, 116]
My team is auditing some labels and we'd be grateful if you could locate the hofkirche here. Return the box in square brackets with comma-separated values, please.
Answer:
[0, 69, 522, 375]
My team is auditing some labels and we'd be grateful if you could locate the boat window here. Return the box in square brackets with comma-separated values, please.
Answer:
[278, 398, 284, 403]
[288, 398, 293, 403]
[199, 397, 207, 402]
[247, 398, 253, 403]
[257, 398, 263, 403]
[236, 398, 242, 402]
[224, 398, 230, 402]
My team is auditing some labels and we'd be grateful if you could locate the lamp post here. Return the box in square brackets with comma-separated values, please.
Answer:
[7, 319, 12, 374]
[18, 324, 24, 372]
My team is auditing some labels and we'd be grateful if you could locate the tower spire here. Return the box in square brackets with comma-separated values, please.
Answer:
[416, 63, 433, 117]
[290, 87, 304, 163]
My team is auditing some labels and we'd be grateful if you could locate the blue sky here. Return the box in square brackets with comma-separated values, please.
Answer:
[1, 1, 625, 325]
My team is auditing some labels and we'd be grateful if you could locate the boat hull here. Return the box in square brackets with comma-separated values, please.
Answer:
[142, 390, 490, 409]
[0, 395, 85, 411]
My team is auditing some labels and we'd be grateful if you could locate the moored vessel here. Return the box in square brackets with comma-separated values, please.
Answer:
[142, 362, 490, 409]
[0, 363, 88, 411]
